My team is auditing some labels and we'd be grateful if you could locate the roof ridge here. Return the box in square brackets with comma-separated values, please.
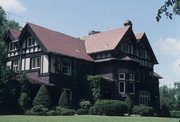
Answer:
[27, 22, 84, 42]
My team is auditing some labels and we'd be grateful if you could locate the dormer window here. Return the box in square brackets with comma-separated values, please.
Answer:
[27, 36, 35, 47]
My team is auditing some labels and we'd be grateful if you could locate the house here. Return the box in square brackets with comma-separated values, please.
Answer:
[2, 20, 162, 110]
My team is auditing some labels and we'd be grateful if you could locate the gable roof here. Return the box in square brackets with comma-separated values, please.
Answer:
[82, 26, 131, 54]
[22, 22, 93, 61]
[135, 33, 158, 64]
[9, 29, 20, 40]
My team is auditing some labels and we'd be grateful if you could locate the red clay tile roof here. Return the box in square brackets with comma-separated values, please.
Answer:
[82, 26, 130, 54]
[27, 23, 93, 61]
[9, 29, 20, 40]
[135, 32, 144, 40]
[153, 72, 163, 79]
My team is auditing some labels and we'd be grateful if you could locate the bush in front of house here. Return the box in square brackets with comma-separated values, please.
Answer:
[170, 110, 180, 118]
[33, 85, 51, 108]
[132, 105, 154, 116]
[160, 103, 171, 117]
[79, 100, 92, 110]
[55, 106, 75, 115]
[18, 92, 31, 110]
[58, 90, 71, 108]
[76, 109, 88, 115]
[125, 96, 133, 115]
[89, 100, 127, 116]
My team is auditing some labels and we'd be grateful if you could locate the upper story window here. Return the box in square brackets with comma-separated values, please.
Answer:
[9, 42, 17, 51]
[27, 36, 35, 47]
[119, 81, 125, 94]
[129, 82, 135, 94]
[119, 73, 125, 80]
[62, 58, 71, 75]
[129, 74, 135, 81]
[31, 57, 40, 69]
[139, 49, 144, 58]
[121, 43, 130, 53]
[13, 61, 18, 73]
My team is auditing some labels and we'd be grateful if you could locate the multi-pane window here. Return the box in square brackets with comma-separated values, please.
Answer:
[9, 42, 17, 51]
[139, 49, 144, 58]
[129, 82, 135, 94]
[62, 58, 71, 75]
[119, 82, 125, 94]
[13, 61, 18, 73]
[119, 73, 125, 80]
[27, 36, 35, 47]
[129, 74, 134, 81]
[122, 43, 130, 53]
[31, 57, 40, 69]
[139, 90, 150, 106]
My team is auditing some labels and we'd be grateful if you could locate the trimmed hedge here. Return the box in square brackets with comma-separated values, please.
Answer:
[132, 105, 154, 116]
[76, 109, 88, 115]
[55, 106, 75, 116]
[170, 110, 180, 118]
[89, 100, 127, 116]
[58, 90, 71, 108]
[79, 100, 91, 110]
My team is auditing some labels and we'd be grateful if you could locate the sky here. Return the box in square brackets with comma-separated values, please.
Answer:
[0, 0, 180, 87]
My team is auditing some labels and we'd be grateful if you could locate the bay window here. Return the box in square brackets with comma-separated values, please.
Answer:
[119, 81, 125, 94]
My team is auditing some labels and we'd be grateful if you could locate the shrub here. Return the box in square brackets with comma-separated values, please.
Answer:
[79, 100, 91, 110]
[132, 105, 154, 116]
[33, 85, 51, 108]
[25, 105, 49, 115]
[170, 110, 180, 118]
[161, 104, 171, 117]
[55, 106, 75, 116]
[18, 92, 31, 109]
[89, 100, 127, 116]
[125, 96, 133, 115]
[58, 90, 71, 108]
[76, 109, 88, 115]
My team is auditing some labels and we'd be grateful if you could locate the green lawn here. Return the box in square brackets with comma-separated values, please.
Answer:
[0, 115, 179, 122]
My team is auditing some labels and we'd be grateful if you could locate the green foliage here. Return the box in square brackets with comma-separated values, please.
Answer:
[7, 20, 21, 30]
[0, 7, 7, 40]
[170, 110, 180, 118]
[156, 0, 180, 22]
[176, 94, 180, 110]
[55, 106, 75, 116]
[88, 75, 114, 101]
[132, 105, 154, 116]
[18, 92, 31, 109]
[33, 85, 51, 108]
[76, 109, 88, 115]
[89, 100, 127, 116]
[58, 90, 71, 108]
[160, 104, 171, 117]
[79, 100, 91, 110]
[125, 96, 133, 115]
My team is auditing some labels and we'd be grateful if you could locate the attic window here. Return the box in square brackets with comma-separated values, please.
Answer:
[27, 36, 35, 47]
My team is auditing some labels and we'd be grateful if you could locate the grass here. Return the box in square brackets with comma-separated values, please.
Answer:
[0, 115, 179, 122]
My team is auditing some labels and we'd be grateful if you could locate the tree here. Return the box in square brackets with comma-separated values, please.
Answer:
[0, 40, 20, 114]
[33, 85, 51, 108]
[125, 96, 133, 115]
[156, 0, 180, 22]
[7, 20, 22, 31]
[176, 94, 180, 110]
[0, 6, 7, 40]
[58, 90, 71, 108]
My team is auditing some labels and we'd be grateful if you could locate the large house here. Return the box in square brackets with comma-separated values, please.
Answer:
[2, 20, 162, 109]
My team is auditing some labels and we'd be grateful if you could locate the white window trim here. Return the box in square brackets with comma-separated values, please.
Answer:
[119, 73, 125, 80]
[9, 42, 17, 52]
[31, 57, 40, 69]
[13, 61, 18, 73]
[119, 81, 125, 94]
[27, 36, 35, 47]
[129, 74, 135, 81]
[61, 58, 71, 75]
[129, 82, 135, 94]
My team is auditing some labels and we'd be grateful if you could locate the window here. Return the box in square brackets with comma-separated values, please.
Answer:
[119, 73, 125, 80]
[27, 36, 35, 47]
[61, 58, 71, 75]
[129, 74, 134, 81]
[139, 49, 144, 58]
[129, 82, 135, 94]
[130, 45, 134, 54]
[13, 61, 18, 73]
[31, 57, 40, 69]
[139, 90, 150, 106]
[123, 43, 130, 53]
[9, 42, 16, 51]
[101, 53, 106, 58]
[107, 53, 111, 58]
[119, 82, 125, 94]
[96, 54, 100, 59]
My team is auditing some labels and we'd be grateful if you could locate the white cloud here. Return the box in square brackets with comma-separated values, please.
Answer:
[172, 59, 180, 75]
[0, 0, 27, 13]
[157, 38, 180, 56]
